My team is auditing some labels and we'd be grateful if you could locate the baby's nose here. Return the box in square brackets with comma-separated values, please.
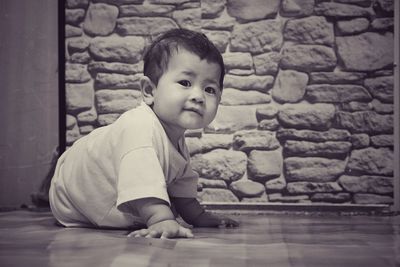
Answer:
[189, 87, 205, 103]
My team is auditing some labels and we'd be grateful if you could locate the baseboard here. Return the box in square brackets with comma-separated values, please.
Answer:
[201, 202, 393, 215]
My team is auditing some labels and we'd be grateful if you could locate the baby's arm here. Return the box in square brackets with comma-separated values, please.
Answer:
[128, 198, 193, 239]
[171, 197, 239, 228]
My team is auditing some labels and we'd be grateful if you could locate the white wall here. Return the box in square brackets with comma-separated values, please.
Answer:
[0, 0, 59, 207]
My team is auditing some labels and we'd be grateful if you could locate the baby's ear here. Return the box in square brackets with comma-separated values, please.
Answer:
[140, 76, 156, 105]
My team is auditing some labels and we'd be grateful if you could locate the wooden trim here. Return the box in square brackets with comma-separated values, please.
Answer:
[202, 202, 391, 214]
[393, 0, 400, 213]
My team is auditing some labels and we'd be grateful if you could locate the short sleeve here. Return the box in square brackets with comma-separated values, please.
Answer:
[116, 147, 170, 213]
[167, 165, 199, 198]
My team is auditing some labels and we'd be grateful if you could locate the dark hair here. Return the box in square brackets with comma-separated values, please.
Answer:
[143, 28, 225, 90]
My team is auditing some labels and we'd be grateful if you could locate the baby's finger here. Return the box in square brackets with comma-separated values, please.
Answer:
[145, 230, 160, 238]
[160, 230, 173, 239]
[178, 226, 194, 238]
[226, 218, 239, 227]
[218, 218, 239, 228]
[128, 228, 149, 237]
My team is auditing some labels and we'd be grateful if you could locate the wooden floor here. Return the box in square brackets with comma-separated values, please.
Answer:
[0, 210, 399, 267]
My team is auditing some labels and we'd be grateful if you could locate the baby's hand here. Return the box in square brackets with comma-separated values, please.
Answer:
[128, 220, 193, 239]
[216, 215, 239, 228]
[193, 211, 239, 228]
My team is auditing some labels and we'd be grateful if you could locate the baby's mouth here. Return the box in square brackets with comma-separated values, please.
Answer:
[183, 107, 204, 117]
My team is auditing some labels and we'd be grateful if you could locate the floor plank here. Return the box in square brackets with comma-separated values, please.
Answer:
[0, 210, 398, 267]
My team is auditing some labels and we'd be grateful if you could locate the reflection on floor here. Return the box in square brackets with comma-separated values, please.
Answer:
[0, 210, 399, 267]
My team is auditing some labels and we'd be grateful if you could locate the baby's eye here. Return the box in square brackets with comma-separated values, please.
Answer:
[205, 87, 218, 95]
[178, 80, 191, 87]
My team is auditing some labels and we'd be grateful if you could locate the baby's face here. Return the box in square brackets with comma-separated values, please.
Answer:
[152, 48, 222, 133]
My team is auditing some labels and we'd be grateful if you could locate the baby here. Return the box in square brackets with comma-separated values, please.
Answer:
[49, 28, 238, 239]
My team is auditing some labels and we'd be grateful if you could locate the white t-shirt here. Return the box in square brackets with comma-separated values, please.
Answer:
[49, 102, 198, 228]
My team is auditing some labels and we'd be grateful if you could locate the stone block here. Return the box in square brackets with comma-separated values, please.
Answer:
[66, 9, 86, 26]
[201, 0, 225, 18]
[198, 178, 227, 189]
[68, 38, 90, 54]
[309, 71, 366, 84]
[336, 18, 369, 35]
[233, 130, 280, 152]
[306, 84, 371, 103]
[119, 4, 174, 17]
[338, 175, 393, 194]
[268, 193, 309, 203]
[286, 182, 343, 194]
[315, 2, 373, 17]
[340, 102, 371, 112]
[221, 89, 271, 106]
[66, 25, 82, 38]
[350, 134, 370, 149]
[66, 123, 81, 145]
[265, 176, 286, 192]
[206, 105, 258, 133]
[281, 44, 336, 72]
[95, 89, 142, 114]
[253, 52, 281, 76]
[66, 63, 91, 83]
[66, 115, 77, 130]
[248, 150, 282, 181]
[241, 192, 269, 203]
[278, 103, 335, 131]
[197, 188, 240, 203]
[371, 100, 394, 114]
[283, 140, 351, 158]
[97, 0, 143, 4]
[116, 17, 178, 36]
[77, 108, 97, 124]
[284, 16, 334, 46]
[285, 157, 346, 182]
[256, 106, 279, 121]
[202, 15, 236, 30]
[191, 149, 247, 182]
[223, 52, 253, 70]
[83, 3, 118, 36]
[224, 74, 274, 92]
[371, 18, 394, 30]
[95, 73, 141, 89]
[227, 69, 254, 76]
[337, 32, 393, 71]
[272, 70, 308, 103]
[281, 0, 314, 17]
[370, 135, 393, 147]
[347, 147, 393, 176]
[335, 111, 393, 134]
[97, 113, 121, 126]
[310, 193, 351, 203]
[148, 0, 194, 5]
[226, 0, 280, 21]
[186, 134, 232, 155]
[276, 128, 350, 142]
[79, 125, 94, 135]
[66, 82, 94, 112]
[88, 61, 143, 75]
[375, 0, 394, 12]
[259, 119, 280, 131]
[173, 8, 201, 32]
[66, 0, 89, 8]
[89, 36, 145, 63]
[230, 180, 265, 198]
[364, 76, 393, 103]
[70, 51, 91, 64]
[230, 19, 283, 53]
[353, 193, 393, 204]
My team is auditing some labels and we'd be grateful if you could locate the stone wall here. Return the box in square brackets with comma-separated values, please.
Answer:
[65, 0, 395, 205]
